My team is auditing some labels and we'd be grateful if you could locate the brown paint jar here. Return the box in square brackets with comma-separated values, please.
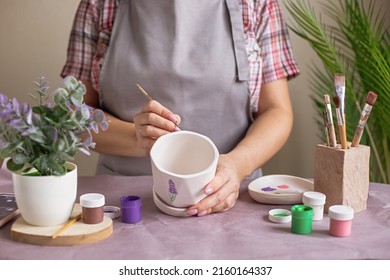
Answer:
[80, 193, 105, 224]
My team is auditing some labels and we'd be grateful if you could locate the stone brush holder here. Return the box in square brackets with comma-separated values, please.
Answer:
[314, 143, 370, 213]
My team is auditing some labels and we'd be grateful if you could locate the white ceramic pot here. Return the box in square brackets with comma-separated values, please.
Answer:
[10, 162, 77, 226]
[150, 131, 219, 208]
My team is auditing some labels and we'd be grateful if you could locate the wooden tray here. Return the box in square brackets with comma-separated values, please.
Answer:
[10, 204, 113, 246]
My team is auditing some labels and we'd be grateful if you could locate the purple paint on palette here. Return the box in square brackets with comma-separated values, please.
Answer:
[261, 186, 276, 192]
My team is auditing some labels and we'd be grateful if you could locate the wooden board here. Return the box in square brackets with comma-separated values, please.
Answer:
[10, 204, 113, 246]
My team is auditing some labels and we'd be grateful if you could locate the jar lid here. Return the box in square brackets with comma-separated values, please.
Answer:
[80, 193, 105, 208]
[104, 206, 121, 219]
[328, 205, 354, 220]
[268, 209, 292, 223]
[302, 191, 326, 205]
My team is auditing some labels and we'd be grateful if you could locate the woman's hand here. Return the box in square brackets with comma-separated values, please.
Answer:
[81, 80, 182, 158]
[185, 78, 294, 217]
[133, 100, 181, 156]
[186, 154, 242, 216]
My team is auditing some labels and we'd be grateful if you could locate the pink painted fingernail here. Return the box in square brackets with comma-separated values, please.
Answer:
[197, 210, 208, 217]
[205, 187, 213, 195]
[167, 113, 178, 124]
[186, 209, 198, 216]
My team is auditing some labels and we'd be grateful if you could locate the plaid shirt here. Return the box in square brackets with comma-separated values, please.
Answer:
[61, 0, 300, 113]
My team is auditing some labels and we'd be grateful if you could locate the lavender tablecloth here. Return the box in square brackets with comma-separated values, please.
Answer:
[1, 166, 389, 260]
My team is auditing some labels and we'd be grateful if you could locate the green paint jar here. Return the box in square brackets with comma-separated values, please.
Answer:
[291, 205, 313, 235]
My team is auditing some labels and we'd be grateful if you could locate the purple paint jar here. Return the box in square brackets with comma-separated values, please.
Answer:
[120, 195, 142, 224]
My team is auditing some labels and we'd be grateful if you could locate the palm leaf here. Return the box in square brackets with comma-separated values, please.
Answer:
[285, 0, 390, 183]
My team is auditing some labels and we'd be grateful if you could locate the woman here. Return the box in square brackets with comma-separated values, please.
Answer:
[61, 0, 300, 216]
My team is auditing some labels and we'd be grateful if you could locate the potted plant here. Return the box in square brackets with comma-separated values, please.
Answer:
[0, 76, 109, 226]
[285, 0, 390, 184]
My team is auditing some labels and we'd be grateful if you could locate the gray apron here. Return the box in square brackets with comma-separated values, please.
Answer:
[98, 0, 251, 175]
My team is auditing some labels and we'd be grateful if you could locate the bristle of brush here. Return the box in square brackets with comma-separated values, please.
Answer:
[333, 95, 340, 108]
[366, 91, 378, 106]
[334, 73, 345, 86]
[324, 94, 331, 104]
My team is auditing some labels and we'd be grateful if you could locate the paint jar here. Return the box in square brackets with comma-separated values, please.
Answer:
[291, 205, 313, 235]
[80, 193, 105, 224]
[120, 195, 142, 224]
[328, 205, 354, 237]
[302, 191, 326, 221]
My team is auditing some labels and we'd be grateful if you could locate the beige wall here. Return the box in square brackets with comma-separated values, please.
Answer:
[0, 0, 95, 175]
[1, 0, 388, 177]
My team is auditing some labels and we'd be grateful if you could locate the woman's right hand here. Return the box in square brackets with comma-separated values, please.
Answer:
[133, 100, 181, 156]
[81, 79, 181, 158]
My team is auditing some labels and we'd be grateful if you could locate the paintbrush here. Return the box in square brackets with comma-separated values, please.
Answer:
[322, 111, 330, 146]
[333, 95, 348, 149]
[51, 213, 82, 239]
[351, 91, 378, 147]
[136, 83, 153, 101]
[136, 84, 182, 130]
[334, 74, 347, 142]
[334, 74, 346, 117]
[324, 94, 337, 147]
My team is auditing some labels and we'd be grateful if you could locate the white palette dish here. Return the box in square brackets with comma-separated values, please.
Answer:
[248, 175, 314, 205]
[152, 187, 189, 217]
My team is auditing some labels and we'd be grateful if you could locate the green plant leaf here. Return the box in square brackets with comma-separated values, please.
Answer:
[0, 75, 109, 176]
[6, 159, 25, 172]
[285, 0, 390, 183]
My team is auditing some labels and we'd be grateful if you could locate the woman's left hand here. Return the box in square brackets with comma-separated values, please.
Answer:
[185, 78, 294, 217]
[186, 154, 242, 216]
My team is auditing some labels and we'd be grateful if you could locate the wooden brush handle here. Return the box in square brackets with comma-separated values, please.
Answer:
[328, 124, 337, 147]
[338, 124, 348, 149]
[351, 126, 364, 147]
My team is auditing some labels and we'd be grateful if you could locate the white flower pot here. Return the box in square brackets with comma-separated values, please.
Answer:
[10, 162, 77, 226]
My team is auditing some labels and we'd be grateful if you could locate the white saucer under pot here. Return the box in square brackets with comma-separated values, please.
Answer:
[152, 187, 189, 217]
